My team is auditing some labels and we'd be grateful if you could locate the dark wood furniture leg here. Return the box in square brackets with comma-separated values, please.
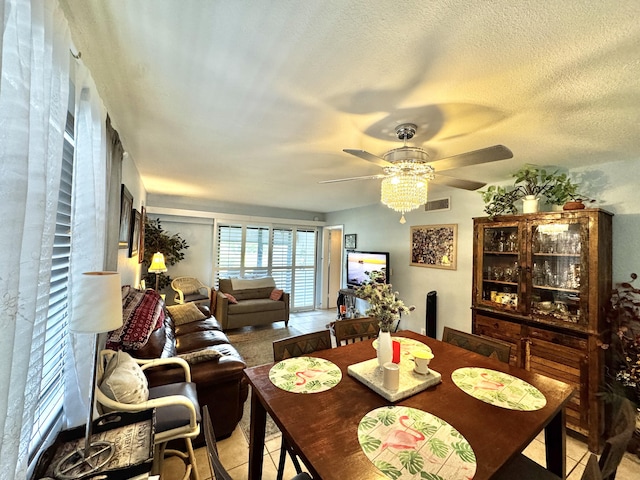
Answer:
[545, 408, 567, 478]
[248, 388, 267, 480]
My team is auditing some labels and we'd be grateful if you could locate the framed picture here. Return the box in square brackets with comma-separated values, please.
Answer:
[118, 184, 133, 249]
[129, 209, 141, 258]
[138, 206, 146, 263]
[344, 233, 357, 250]
[410, 224, 457, 270]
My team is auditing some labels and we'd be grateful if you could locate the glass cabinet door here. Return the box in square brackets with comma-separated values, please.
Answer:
[479, 223, 522, 312]
[529, 219, 588, 326]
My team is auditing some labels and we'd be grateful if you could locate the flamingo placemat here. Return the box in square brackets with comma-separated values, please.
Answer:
[451, 367, 547, 411]
[358, 405, 476, 480]
[373, 337, 432, 359]
[269, 357, 342, 393]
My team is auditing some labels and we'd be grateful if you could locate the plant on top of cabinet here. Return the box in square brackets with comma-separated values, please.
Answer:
[480, 164, 591, 218]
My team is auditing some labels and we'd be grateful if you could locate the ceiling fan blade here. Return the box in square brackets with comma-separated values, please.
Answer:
[431, 174, 487, 191]
[343, 149, 392, 167]
[429, 145, 513, 172]
[319, 174, 386, 184]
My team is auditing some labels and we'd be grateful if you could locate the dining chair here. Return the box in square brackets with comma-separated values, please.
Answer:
[442, 326, 512, 363]
[203, 405, 312, 480]
[494, 397, 636, 480]
[273, 329, 332, 360]
[96, 349, 201, 480]
[334, 317, 380, 346]
[272, 330, 331, 480]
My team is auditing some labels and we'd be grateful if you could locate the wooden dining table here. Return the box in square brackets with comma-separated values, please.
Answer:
[243, 330, 575, 480]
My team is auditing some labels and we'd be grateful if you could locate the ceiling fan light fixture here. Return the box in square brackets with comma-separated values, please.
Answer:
[381, 174, 429, 223]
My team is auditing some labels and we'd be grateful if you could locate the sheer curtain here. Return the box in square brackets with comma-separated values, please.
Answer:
[0, 0, 71, 476]
[64, 63, 108, 428]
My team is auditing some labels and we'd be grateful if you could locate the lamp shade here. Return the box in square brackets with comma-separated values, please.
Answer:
[70, 272, 123, 333]
[148, 252, 167, 273]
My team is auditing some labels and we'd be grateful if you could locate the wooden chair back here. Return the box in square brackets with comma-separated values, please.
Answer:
[273, 330, 332, 361]
[334, 317, 379, 346]
[442, 327, 512, 364]
[203, 405, 233, 480]
[600, 397, 636, 480]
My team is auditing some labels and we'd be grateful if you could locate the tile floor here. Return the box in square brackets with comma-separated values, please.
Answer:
[163, 309, 640, 479]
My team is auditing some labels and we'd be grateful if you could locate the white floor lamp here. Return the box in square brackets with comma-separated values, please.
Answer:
[54, 272, 123, 478]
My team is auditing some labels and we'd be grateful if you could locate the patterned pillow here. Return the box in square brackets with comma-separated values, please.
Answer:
[167, 302, 207, 325]
[270, 288, 284, 301]
[224, 293, 238, 304]
[178, 348, 222, 364]
[99, 351, 149, 405]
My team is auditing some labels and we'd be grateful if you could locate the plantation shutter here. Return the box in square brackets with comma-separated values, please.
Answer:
[216, 225, 242, 283]
[293, 229, 316, 308]
[29, 112, 74, 452]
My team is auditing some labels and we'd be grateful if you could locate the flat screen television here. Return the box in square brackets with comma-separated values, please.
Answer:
[346, 250, 389, 287]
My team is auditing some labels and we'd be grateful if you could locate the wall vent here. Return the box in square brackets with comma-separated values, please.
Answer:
[425, 197, 450, 212]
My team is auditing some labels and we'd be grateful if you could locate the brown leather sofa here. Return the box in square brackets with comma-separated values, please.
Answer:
[125, 305, 248, 444]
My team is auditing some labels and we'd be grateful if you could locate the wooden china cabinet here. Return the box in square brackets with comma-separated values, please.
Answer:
[471, 209, 613, 452]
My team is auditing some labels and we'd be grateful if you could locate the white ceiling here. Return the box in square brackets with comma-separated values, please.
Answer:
[59, 0, 640, 214]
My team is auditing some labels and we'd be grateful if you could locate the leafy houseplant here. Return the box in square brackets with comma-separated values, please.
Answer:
[480, 164, 591, 218]
[353, 270, 415, 332]
[602, 273, 640, 405]
[142, 218, 189, 290]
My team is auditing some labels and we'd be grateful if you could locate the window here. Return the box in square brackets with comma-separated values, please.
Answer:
[29, 112, 74, 454]
[215, 223, 317, 310]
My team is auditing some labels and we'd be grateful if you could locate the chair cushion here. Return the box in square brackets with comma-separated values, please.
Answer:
[99, 350, 149, 404]
[149, 382, 201, 433]
[167, 302, 207, 325]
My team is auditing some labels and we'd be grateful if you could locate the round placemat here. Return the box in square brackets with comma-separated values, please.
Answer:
[373, 337, 431, 358]
[358, 405, 476, 479]
[451, 367, 547, 411]
[269, 357, 342, 393]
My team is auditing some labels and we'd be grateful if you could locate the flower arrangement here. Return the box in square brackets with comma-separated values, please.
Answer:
[603, 273, 640, 403]
[353, 270, 415, 332]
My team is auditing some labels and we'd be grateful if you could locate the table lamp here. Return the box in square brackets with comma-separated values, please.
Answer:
[148, 252, 167, 291]
[55, 272, 123, 479]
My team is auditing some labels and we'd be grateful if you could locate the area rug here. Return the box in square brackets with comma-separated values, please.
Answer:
[226, 323, 304, 442]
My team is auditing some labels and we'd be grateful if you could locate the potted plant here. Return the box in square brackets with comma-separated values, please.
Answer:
[354, 270, 415, 367]
[142, 217, 189, 290]
[544, 173, 594, 210]
[511, 165, 561, 213]
[479, 185, 520, 219]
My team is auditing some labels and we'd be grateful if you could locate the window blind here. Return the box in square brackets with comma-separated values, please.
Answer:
[29, 112, 74, 453]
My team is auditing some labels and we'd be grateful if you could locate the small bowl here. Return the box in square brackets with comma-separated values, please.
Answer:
[538, 301, 553, 311]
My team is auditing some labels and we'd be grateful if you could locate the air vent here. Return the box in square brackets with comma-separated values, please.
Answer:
[424, 197, 450, 212]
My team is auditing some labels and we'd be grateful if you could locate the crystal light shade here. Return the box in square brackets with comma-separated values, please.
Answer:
[381, 174, 429, 223]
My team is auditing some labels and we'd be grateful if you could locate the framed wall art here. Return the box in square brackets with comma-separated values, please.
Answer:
[344, 233, 357, 250]
[118, 184, 133, 249]
[410, 224, 457, 270]
[138, 206, 146, 263]
[129, 209, 141, 258]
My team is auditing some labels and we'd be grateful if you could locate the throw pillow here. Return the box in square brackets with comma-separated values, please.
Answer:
[99, 350, 149, 405]
[224, 293, 238, 304]
[167, 302, 207, 326]
[270, 288, 284, 301]
[178, 348, 222, 364]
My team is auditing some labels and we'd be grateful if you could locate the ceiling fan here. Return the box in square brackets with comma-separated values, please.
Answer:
[320, 123, 513, 222]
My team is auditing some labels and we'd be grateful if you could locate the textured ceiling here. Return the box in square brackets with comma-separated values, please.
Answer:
[59, 0, 640, 213]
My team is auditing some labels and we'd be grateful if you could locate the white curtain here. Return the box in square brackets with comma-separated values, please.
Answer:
[0, 0, 70, 476]
[63, 63, 108, 428]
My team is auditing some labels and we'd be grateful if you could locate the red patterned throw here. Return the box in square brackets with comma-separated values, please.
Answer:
[107, 286, 165, 350]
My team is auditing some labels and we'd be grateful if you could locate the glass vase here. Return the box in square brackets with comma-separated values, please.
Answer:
[377, 329, 393, 368]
